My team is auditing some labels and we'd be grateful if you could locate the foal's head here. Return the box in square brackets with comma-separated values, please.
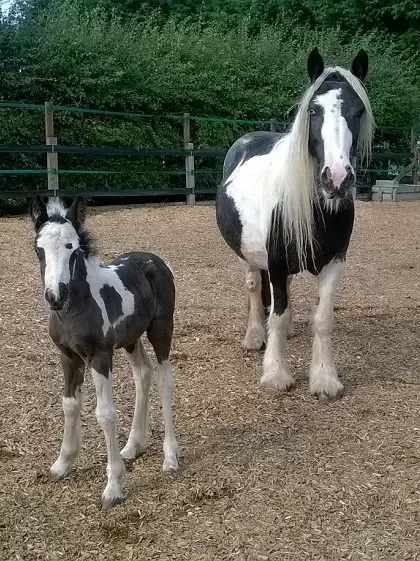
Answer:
[30, 196, 90, 311]
[300, 48, 373, 202]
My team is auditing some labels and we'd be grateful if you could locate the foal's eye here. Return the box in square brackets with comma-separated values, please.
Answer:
[308, 108, 316, 116]
[65, 243, 73, 249]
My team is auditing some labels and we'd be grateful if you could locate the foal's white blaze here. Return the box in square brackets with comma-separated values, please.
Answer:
[37, 222, 79, 300]
[315, 88, 354, 187]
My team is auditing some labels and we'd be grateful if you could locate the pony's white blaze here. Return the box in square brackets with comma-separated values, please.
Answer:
[316, 88, 354, 186]
[37, 222, 79, 298]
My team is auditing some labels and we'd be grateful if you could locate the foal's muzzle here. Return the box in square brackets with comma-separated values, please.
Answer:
[45, 283, 68, 311]
[321, 166, 354, 199]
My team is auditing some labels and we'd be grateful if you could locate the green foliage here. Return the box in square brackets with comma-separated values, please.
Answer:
[0, 0, 419, 194]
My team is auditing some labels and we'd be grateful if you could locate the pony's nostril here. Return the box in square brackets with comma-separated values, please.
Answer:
[321, 167, 332, 183]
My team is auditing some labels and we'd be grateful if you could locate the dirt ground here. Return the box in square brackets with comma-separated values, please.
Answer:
[1, 201, 420, 561]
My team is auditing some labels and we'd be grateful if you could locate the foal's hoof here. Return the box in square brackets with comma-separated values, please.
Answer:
[101, 491, 125, 509]
[49, 459, 71, 481]
[163, 446, 180, 472]
[121, 441, 148, 460]
[310, 376, 344, 402]
[260, 371, 296, 392]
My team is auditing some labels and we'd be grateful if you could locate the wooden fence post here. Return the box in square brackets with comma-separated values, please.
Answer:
[414, 141, 420, 186]
[183, 113, 195, 204]
[270, 118, 276, 132]
[45, 102, 59, 196]
[185, 142, 195, 205]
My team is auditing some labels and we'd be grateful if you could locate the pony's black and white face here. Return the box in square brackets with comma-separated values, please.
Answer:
[307, 48, 369, 200]
[30, 196, 86, 311]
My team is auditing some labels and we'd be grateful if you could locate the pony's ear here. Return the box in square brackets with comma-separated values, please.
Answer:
[307, 47, 324, 83]
[29, 195, 48, 231]
[351, 49, 368, 82]
[66, 196, 87, 230]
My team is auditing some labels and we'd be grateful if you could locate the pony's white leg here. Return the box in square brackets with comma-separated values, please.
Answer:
[92, 360, 125, 508]
[310, 259, 345, 400]
[260, 275, 295, 391]
[50, 354, 84, 480]
[156, 360, 179, 472]
[242, 262, 266, 350]
[121, 340, 153, 460]
[286, 275, 295, 338]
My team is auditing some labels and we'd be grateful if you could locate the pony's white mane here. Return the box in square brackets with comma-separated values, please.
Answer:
[267, 66, 374, 270]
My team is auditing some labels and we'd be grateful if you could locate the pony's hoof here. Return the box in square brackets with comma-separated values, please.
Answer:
[310, 369, 344, 401]
[242, 327, 266, 351]
[286, 325, 295, 339]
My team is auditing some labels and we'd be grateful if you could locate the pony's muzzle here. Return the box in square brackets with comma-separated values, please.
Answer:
[45, 283, 68, 311]
[321, 165, 354, 198]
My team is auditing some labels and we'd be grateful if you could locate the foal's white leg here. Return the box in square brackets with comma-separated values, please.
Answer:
[156, 360, 179, 472]
[50, 385, 83, 479]
[310, 259, 345, 400]
[121, 340, 153, 460]
[242, 262, 266, 350]
[260, 276, 295, 391]
[50, 356, 84, 480]
[92, 366, 125, 508]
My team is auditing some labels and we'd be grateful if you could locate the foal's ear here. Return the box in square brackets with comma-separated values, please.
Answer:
[66, 196, 87, 230]
[29, 195, 48, 231]
[307, 47, 324, 83]
[351, 49, 368, 82]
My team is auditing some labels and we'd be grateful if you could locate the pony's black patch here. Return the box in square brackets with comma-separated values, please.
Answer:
[223, 131, 280, 179]
[216, 182, 244, 260]
[100, 285, 123, 324]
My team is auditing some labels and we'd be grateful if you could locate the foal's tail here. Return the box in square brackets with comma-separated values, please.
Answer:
[261, 269, 271, 315]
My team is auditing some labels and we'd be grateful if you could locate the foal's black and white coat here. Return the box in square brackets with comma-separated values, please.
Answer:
[216, 49, 374, 400]
[30, 196, 179, 507]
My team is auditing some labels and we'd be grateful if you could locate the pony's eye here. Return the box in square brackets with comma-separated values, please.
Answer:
[309, 108, 316, 116]
[65, 243, 73, 250]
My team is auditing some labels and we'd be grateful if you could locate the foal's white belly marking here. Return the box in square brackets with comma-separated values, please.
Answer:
[226, 153, 278, 270]
[86, 261, 135, 336]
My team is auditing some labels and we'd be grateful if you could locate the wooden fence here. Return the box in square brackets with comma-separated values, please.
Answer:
[0, 102, 418, 203]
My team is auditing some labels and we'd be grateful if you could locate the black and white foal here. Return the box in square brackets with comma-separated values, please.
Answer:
[30, 196, 179, 507]
[216, 48, 374, 400]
